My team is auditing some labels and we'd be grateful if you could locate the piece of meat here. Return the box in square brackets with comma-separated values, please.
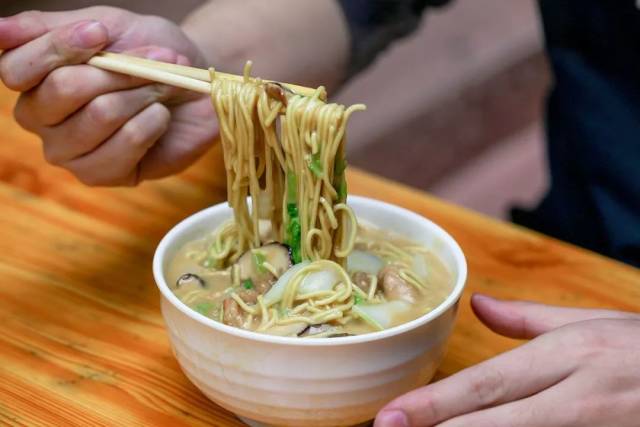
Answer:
[351, 271, 372, 293]
[238, 289, 258, 304]
[223, 298, 244, 328]
[378, 266, 417, 303]
[254, 280, 273, 295]
[265, 82, 289, 106]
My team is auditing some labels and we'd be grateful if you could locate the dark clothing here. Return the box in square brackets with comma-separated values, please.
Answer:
[338, 0, 450, 76]
[337, 0, 640, 267]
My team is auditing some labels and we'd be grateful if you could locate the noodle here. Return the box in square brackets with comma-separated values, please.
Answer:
[169, 62, 450, 337]
[210, 64, 364, 266]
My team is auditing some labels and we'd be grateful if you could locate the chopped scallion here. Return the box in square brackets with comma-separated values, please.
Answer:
[195, 302, 213, 315]
[308, 153, 323, 177]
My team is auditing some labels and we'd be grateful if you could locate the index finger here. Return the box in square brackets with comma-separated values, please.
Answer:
[0, 9, 122, 50]
[0, 19, 109, 91]
[375, 332, 577, 427]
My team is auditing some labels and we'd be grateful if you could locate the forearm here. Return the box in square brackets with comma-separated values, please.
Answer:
[181, 0, 350, 93]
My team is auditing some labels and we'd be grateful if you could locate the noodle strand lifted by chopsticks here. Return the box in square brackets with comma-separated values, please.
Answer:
[209, 63, 365, 267]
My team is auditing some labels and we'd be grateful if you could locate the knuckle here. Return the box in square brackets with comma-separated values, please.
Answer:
[13, 96, 34, 130]
[570, 323, 609, 349]
[75, 172, 103, 187]
[0, 58, 22, 90]
[86, 95, 119, 127]
[469, 367, 506, 407]
[67, 163, 107, 187]
[42, 144, 63, 166]
[120, 119, 148, 147]
[417, 393, 440, 423]
[45, 68, 78, 101]
[74, 167, 134, 187]
[154, 103, 171, 129]
[122, 170, 141, 187]
[87, 6, 130, 21]
[16, 10, 44, 24]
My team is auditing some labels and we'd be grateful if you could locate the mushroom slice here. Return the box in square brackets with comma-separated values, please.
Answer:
[235, 243, 293, 294]
[297, 324, 348, 338]
[378, 266, 417, 304]
[263, 322, 308, 337]
[351, 271, 373, 293]
[297, 324, 331, 337]
[176, 273, 206, 288]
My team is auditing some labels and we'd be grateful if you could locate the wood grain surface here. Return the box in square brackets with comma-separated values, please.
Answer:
[0, 84, 638, 426]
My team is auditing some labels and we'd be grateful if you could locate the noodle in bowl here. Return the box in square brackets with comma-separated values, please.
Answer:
[153, 196, 467, 426]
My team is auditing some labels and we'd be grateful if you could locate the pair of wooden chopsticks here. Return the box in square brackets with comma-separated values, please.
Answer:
[88, 52, 325, 100]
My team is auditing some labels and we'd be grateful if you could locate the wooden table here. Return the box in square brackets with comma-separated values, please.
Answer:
[0, 84, 638, 426]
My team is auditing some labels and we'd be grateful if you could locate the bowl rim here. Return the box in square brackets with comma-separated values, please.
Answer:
[153, 195, 467, 347]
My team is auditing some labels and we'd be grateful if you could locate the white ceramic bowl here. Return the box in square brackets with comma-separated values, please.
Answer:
[153, 196, 467, 426]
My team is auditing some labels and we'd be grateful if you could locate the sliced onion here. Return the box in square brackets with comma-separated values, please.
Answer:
[352, 301, 411, 330]
[298, 269, 340, 295]
[263, 261, 310, 306]
[412, 253, 429, 280]
[347, 250, 384, 275]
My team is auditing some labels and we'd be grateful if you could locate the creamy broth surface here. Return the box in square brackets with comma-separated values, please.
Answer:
[168, 222, 452, 337]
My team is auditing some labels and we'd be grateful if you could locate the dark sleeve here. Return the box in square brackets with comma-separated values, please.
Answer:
[337, 0, 452, 77]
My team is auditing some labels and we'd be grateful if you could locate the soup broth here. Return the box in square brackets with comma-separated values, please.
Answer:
[168, 221, 452, 337]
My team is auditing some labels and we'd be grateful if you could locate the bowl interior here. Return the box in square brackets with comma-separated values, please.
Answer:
[153, 195, 467, 345]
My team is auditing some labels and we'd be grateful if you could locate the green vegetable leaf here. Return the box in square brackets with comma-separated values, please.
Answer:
[242, 278, 254, 290]
[336, 179, 347, 202]
[285, 169, 302, 263]
[285, 202, 302, 264]
[287, 202, 298, 218]
[354, 294, 363, 305]
[287, 170, 297, 203]
[287, 219, 302, 263]
[334, 155, 347, 176]
[333, 152, 348, 202]
[308, 153, 323, 177]
[195, 302, 213, 315]
[253, 251, 267, 273]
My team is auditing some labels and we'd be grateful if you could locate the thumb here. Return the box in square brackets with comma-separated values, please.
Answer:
[471, 293, 639, 339]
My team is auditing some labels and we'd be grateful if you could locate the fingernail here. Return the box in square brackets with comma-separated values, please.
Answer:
[375, 409, 410, 427]
[72, 20, 108, 48]
[473, 293, 496, 302]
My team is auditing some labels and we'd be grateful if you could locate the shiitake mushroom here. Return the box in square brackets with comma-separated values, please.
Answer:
[176, 273, 205, 288]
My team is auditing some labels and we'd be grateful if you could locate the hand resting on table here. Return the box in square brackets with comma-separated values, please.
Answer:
[376, 294, 640, 427]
